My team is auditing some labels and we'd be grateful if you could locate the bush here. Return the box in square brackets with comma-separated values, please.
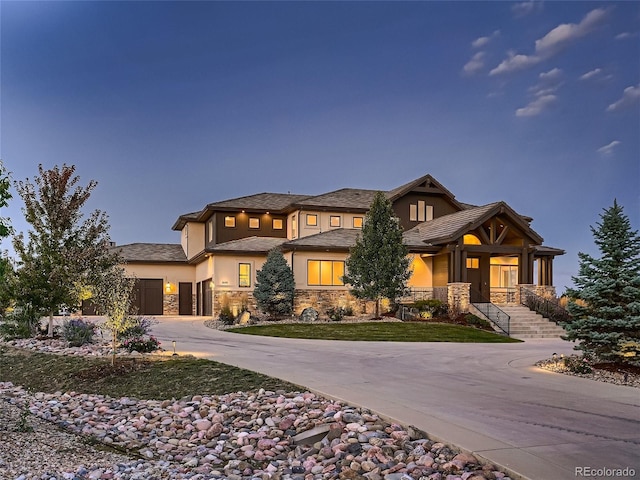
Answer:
[122, 336, 161, 353]
[0, 306, 41, 340]
[343, 305, 354, 316]
[326, 307, 346, 322]
[218, 306, 235, 325]
[117, 316, 157, 341]
[62, 318, 96, 347]
[563, 355, 593, 374]
[411, 299, 448, 317]
[464, 314, 493, 330]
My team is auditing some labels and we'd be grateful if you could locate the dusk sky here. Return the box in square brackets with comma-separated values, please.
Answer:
[1, 1, 638, 294]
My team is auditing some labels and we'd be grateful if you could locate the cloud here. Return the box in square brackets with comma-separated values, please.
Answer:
[597, 140, 621, 156]
[490, 8, 608, 75]
[462, 52, 486, 75]
[606, 84, 640, 112]
[516, 94, 557, 117]
[512, 1, 543, 18]
[615, 32, 636, 40]
[471, 30, 500, 49]
[539, 67, 563, 81]
[580, 68, 602, 80]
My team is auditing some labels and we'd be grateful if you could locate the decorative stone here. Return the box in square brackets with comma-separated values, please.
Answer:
[299, 307, 319, 323]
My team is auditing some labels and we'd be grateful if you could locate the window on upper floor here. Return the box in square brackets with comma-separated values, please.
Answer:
[272, 218, 283, 230]
[307, 260, 345, 286]
[330, 215, 341, 227]
[207, 219, 213, 242]
[291, 215, 297, 238]
[306, 214, 318, 227]
[225, 216, 236, 228]
[410, 201, 433, 222]
[353, 217, 363, 229]
[249, 217, 260, 229]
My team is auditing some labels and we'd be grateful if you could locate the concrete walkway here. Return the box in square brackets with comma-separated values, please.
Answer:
[151, 317, 640, 480]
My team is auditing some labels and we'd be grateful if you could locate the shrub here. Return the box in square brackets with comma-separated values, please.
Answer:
[62, 318, 96, 347]
[122, 336, 161, 353]
[326, 307, 346, 322]
[117, 316, 157, 341]
[563, 355, 593, 374]
[0, 306, 41, 340]
[412, 299, 448, 317]
[343, 305, 354, 316]
[464, 314, 492, 330]
[218, 305, 236, 325]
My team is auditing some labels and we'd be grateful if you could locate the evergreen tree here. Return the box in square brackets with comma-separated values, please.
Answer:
[254, 247, 295, 319]
[13, 164, 120, 335]
[0, 160, 12, 239]
[343, 191, 411, 318]
[564, 200, 640, 364]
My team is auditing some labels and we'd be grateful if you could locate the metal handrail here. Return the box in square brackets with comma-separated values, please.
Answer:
[470, 288, 510, 336]
[520, 288, 571, 325]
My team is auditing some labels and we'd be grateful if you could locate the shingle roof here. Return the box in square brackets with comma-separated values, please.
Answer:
[284, 229, 361, 250]
[207, 193, 311, 212]
[113, 243, 187, 263]
[208, 236, 288, 254]
[294, 189, 379, 211]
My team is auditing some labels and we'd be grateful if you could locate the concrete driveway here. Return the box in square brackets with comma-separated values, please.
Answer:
[151, 317, 640, 480]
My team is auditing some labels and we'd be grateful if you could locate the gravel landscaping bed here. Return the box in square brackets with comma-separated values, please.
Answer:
[535, 356, 640, 387]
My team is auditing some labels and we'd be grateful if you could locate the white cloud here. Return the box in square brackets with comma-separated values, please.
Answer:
[539, 67, 563, 81]
[607, 84, 640, 112]
[512, 1, 542, 18]
[580, 68, 602, 80]
[471, 30, 500, 49]
[597, 140, 621, 156]
[615, 32, 636, 40]
[490, 8, 608, 75]
[516, 94, 557, 117]
[462, 52, 486, 75]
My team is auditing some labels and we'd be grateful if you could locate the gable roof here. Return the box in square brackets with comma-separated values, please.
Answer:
[403, 201, 543, 245]
[113, 243, 187, 263]
[387, 173, 465, 210]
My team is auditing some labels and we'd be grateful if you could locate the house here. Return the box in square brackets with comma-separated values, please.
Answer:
[113, 174, 564, 317]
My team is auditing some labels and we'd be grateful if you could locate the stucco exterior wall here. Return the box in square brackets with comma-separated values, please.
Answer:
[290, 251, 350, 291]
[121, 263, 195, 288]
[181, 222, 205, 261]
[407, 254, 433, 288]
[213, 255, 267, 289]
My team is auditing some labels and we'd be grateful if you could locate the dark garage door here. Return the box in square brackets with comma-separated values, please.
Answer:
[133, 279, 163, 315]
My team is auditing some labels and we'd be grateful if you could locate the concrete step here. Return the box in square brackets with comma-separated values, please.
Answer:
[491, 304, 566, 339]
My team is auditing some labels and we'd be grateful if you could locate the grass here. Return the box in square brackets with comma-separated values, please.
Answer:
[226, 322, 522, 343]
[0, 345, 301, 400]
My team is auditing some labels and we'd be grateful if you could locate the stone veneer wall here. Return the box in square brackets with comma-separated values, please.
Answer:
[294, 290, 376, 316]
[213, 291, 257, 318]
[163, 294, 179, 316]
[447, 283, 471, 314]
[516, 284, 557, 305]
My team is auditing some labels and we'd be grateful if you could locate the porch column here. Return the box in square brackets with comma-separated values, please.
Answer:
[448, 282, 471, 314]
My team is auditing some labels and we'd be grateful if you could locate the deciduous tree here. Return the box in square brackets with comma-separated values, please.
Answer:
[565, 200, 640, 364]
[13, 164, 119, 335]
[343, 191, 410, 318]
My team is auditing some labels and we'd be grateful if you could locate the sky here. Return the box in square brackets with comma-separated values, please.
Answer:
[1, 0, 638, 294]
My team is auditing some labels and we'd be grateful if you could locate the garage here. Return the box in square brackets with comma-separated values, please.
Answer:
[132, 278, 163, 315]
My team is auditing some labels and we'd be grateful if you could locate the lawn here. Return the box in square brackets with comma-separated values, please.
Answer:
[0, 345, 301, 399]
[226, 322, 522, 343]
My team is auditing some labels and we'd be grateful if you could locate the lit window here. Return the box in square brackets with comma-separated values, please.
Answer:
[307, 260, 345, 286]
[306, 214, 318, 226]
[225, 216, 236, 228]
[291, 215, 297, 238]
[353, 217, 363, 228]
[272, 218, 283, 230]
[239, 263, 251, 287]
[330, 216, 341, 227]
[208, 219, 213, 242]
[464, 234, 482, 245]
[466, 258, 479, 269]
[249, 217, 260, 229]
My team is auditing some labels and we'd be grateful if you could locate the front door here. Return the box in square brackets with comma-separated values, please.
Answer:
[179, 282, 193, 315]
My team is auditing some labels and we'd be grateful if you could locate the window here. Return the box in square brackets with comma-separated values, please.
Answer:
[291, 215, 297, 238]
[353, 217, 363, 229]
[207, 219, 213, 242]
[249, 217, 260, 229]
[491, 265, 517, 287]
[466, 258, 479, 269]
[306, 214, 318, 226]
[272, 218, 283, 230]
[410, 202, 433, 222]
[224, 216, 236, 228]
[330, 215, 341, 227]
[307, 260, 345, 286]
[239, 263, 251, 287]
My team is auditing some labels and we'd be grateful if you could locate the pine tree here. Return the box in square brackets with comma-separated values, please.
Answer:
[343, 191, 411, 318]
[565, 200, 640, 364]
[254, 247, 295, 319]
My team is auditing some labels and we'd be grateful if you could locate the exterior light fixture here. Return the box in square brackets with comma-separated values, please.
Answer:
[172, 340, 178, 356]
[552, 352, 558, 366]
